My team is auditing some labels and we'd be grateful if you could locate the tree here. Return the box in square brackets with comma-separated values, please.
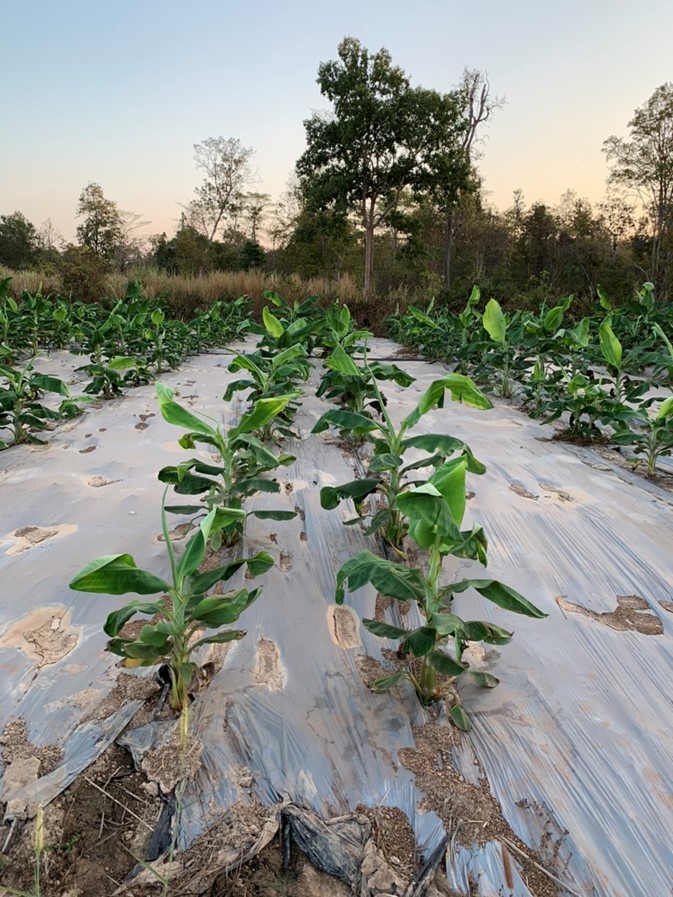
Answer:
[435, 69, 504, 288]
[0, 211, 39, 269]
[297, 37, 468, 301]
[243, 192, 270, 243]
[603, 84, 673, 296]
[76, 183, 124, 262]
[190, 137, 255, 242]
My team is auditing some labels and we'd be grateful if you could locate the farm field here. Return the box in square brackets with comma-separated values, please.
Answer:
[1, 312, 672, 896]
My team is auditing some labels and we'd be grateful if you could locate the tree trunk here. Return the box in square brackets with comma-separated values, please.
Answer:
[442, 209, 454, 288]
[364, 223, 375, 301]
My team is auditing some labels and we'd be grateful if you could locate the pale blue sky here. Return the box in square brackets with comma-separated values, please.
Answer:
[2, 0, 672, 241]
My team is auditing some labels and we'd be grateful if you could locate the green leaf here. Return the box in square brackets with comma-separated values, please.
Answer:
[263, 306, 284, 338]
[312, 409, 380, 435]
[430, 612, 464, 636]
[596, 285, 612, 312]
[428, 649, 467, 677]
[449, 704, 472, 731]
[363, 619, 409, 640]
[368, 453, 403, 472]
[230, 395, 297, 440]
[656, 396, 673, 421]
[164, 504, 204, 515]
[469, 670, 499, 688]
[326, 343, 361, 377]
[482, 298, 507, 345]
[408, 306, 437, 327]
[450, 579, 547, 618]
[396, 485, 461, 541]
[320, 478, 380, 510]
[156, 383, 215, 437]
[371, 671, 408, 691]
[108, 356, 138, 371]
[402, 434, 466, 455]
[543, 306, 565, 333]
[232, 477, 281, 495]
[192, 629, 246, 649]
[190, 588, 259, 626]
[599, 320, 622, 369]
[429, 458, 468, 527]
[336, 550, 427, 604]
[402, 374, 492, 430]
[462, 620, 512, 644]
[250, 510, 297, 521]
[70, 555, 170, 596]
[137, 625, 172, 648]
[31, 374, 69, 396]
[177, 508, 217, 579]
[103, 600, 165, 637]
[406, 626, 436, 657]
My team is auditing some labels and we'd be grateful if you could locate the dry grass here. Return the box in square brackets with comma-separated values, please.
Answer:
[0, 265, 416, 332]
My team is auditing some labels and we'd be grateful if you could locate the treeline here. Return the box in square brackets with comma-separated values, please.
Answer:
[2, 39, 672, 311]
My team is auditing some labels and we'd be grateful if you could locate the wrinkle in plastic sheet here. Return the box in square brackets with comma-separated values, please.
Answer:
[0, 342, 672, 897]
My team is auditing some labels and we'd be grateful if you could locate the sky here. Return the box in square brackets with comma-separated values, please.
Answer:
[2, 0, 673, 243]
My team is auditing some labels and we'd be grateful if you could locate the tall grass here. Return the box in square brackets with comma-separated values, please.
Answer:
[0, 265, 417, 333]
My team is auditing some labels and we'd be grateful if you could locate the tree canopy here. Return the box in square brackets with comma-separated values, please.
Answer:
[296, 37, 470, 299]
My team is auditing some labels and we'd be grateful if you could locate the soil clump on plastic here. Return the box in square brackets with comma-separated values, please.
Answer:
[399, 722, 561, 897]
[556, 594, 664, 635]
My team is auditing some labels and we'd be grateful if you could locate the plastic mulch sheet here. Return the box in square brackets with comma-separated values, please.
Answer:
[1, 339, 672, 896]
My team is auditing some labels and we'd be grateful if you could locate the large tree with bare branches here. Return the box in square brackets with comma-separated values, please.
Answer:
[603, 83, 673, 296]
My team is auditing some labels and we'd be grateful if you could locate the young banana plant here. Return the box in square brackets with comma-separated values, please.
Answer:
[335, 456, 546, 729]
[156, 384, 296, 547]
[313, 371, 491, 549]
[70, 499, 274, 712]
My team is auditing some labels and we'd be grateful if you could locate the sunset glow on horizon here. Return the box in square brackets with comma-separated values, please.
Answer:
[2, 0, 672, 241]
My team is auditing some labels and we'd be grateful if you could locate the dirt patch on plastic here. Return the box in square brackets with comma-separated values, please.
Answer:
[87, 475, 121, 488]
[357, 804, 416, 880]
[374, 592, 394, 621]
[510, 483, 538, 500]
[254, 638, 287, 690]
[157, 522, 193, 543]
[82, 673, 160, 725]
[355, 654, 390, 690]
[658, 599, 673, 613]
[556, 594, 664, 635]
[5, 524, 77, 555]
[0, 718, 63, 776]
[141, 729, 203, 795]
[0, 605, 80, 667]
[400, 722, 560, 897]
[538, 482, 574, 502]
[327, 605, 361, 649]
[279, 550, 293, 572]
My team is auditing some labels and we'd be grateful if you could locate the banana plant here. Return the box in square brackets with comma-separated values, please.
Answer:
[313, 370, 491, 549]
[156, 384, 296, 547]
[316, 342, 414, 424]
[70, 500, 274, 711]
[0, 362, 71, 448]
[611, 396, 673, 477]
[77, 355, 150, 399]
[335, 456, 546, 729]
[254, 297, 320, 355]
[224, 344, 309, 440]
[481, 298, 515, 397]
